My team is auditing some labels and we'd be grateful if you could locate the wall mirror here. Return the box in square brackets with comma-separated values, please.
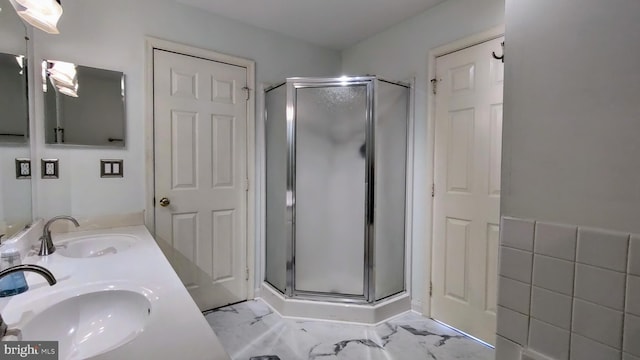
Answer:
[0, 53, 28, 143]
[42, 60, 126, 147]
[0, 0, 31, 237]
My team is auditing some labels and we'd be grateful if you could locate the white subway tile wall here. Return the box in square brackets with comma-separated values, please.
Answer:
[499, 276, 532, 314]
[624, 313, 640, 357]
[532, 255, 574, 296]
[528, 318, 571, 360]
[574, 263, 626, 311]
[497, 305, 530, 346]
[627, 275, 640, 316]
[570, 334, 621, 360]
[624, 352, 640, 360]
[630, 236, 640, 276]
[530, 287, 572, 330]
[500, 246, 533, 283]
[534, 222, 577, 261]
[576, 228, 628, 272]
[496, 335, 523, 360]
[572, 298, 623, 349]
[502, 217, 535, 251]
[496, 216, 638, 360]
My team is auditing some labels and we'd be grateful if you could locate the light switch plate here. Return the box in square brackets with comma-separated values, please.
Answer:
[100, 159, 124, 178]
[41, 159, 59, 179]
[15, 158, 31, 179]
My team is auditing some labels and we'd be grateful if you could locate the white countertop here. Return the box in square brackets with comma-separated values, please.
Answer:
[0, 225, 231, 360]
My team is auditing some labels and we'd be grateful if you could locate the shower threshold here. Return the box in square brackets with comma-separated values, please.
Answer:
[259, 282, 411, 324]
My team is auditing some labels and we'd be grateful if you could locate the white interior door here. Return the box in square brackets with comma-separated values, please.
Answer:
[431, 37, 504, 345]
[153, 49, 248, 311]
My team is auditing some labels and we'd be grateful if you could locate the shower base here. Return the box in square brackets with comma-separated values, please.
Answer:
[259, 282, 411, 324]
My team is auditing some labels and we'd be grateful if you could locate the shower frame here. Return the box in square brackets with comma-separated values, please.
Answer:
[265, 76, 411, 305]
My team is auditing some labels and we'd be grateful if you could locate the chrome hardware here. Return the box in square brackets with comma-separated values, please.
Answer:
[430, 78, 439, 95]
[242, 86, 251, 101]
[0, 264, 57, 338]
[0, 264, 56, 286]
[159, 197, 171, 207]
[39, 216, 80, 256]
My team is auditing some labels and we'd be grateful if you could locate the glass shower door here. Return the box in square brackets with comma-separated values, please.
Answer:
[293, 84, 369, 297]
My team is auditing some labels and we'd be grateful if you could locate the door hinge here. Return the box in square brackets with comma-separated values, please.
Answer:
[430, 78, 438, 95]
[245, 268, 250, 281]
[432, 183, 435, 198]
[243, 178, 249, 191]
[430, 282, 433, 297]
[242, 86, 251, 101]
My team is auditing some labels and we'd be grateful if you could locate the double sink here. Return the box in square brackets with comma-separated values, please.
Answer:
[1, 224, 154, 359]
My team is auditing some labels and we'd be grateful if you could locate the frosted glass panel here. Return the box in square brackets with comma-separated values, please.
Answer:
[294, 85, 367, 295]
[265, 84, 287, 292]
[374, 81, 408, 300]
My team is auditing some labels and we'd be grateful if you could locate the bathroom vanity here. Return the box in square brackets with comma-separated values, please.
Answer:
[0, 220, 230, 360]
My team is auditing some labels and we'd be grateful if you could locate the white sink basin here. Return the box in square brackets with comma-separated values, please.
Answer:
[20, 290, 151, 360]
[57, 235, 136, 258]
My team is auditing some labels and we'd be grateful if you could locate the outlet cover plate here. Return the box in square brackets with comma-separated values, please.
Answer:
[100, 159, 124, 178]
[15, 158, 31, 179]
[41, 159, 59, 179]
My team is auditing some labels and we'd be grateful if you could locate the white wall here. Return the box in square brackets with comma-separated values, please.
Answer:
[31, 0, 341, 219]
[501, 0, 640, 233]
[342, 0, 505, 307]
[0, 0, 26, 55]
[0, 146, 31, 234]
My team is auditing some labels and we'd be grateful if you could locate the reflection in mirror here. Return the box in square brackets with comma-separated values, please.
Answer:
[0, 53, 28, 143]
[43, 60, 126, 147]
[0, 0, 31, 238]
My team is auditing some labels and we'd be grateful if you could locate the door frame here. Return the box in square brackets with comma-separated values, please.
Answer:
[144, 36, 257, 299]
[424, 25, 504, 317]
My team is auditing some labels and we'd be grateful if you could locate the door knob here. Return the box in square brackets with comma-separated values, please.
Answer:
[159, 197, 171, 207]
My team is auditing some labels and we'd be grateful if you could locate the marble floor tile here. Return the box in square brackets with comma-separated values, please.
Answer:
[205, 300, 494, 360]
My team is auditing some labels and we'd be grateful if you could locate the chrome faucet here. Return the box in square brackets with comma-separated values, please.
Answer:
[39, 215, 80, 256]
[0, 264, 57, 337]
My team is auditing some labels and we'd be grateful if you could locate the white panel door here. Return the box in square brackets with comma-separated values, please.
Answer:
[432, 37, 504, 345]
[153, 49, 248, 311]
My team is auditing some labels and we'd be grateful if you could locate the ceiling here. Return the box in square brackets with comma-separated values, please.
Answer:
[176, 0, 446, 50]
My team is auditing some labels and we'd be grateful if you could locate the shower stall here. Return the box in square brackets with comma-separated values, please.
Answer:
[263, 76, 410, 320]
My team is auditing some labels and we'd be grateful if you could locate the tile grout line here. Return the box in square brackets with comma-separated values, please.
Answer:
[622, 234, 631, 355]
[526, 220, 536, 352]
[568, 225, 578, 360]
[572, 297, 625, 315]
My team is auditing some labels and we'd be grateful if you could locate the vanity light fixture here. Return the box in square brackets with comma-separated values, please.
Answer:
[44, 60, 78, 97]
[55, 82, 78, 98]
[47, 60, 76, 88]
[9, 0, 63, 35]
[15, 55, 25, 75]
